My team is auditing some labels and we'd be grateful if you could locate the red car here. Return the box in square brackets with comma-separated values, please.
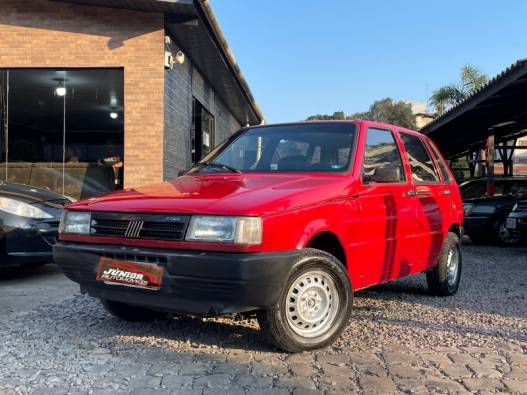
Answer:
[54, 121, 463, 352]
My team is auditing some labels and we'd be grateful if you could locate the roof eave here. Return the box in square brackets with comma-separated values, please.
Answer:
[194, 0, 264, 125]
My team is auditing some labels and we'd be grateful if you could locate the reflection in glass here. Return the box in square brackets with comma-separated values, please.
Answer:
[0, 69, 124, 200]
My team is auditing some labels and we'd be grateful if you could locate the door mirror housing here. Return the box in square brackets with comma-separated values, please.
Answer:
[368, 166, 401, 183]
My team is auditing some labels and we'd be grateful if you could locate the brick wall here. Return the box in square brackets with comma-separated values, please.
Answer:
[163, 39, 242, 179]
[0, 0, 165, 188]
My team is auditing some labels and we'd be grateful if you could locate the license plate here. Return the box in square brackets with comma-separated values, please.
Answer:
[506, 218, 517, 229]
[96, 257, 164, 290]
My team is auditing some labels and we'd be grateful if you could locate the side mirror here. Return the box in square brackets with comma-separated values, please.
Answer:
[369, 166, 401, 183]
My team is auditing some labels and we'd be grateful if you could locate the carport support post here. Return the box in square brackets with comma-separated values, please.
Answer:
[486, 128, 495, 197]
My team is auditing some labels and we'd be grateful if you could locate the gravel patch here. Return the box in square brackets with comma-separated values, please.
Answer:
[0, 243, 526, 394]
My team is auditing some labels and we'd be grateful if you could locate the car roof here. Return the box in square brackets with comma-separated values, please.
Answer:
[246, 120, 424, 136]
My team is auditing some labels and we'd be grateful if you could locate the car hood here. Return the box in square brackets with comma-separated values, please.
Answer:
[67, 173, 352, 216]
[0, 182, 70, 209]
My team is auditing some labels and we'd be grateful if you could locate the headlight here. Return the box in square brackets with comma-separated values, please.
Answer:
[186, 216, 262, 245]
[463, 203, 473, 216]
[59, 211, 91, 234]
[512, 202, 519, 212]
[0, 197, 53, 219]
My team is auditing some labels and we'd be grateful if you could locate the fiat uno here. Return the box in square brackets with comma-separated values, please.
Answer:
[55, 121, 463, 352]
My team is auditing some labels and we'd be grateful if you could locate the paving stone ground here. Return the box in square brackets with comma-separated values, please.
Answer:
[0, 242, 526, 394]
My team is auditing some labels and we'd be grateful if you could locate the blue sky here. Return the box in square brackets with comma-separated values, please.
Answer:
[210, 0, 527, 123]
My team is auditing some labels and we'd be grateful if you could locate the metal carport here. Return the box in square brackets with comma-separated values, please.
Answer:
[421, 59, 527, 194]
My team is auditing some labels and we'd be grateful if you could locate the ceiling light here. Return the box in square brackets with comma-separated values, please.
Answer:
[110, 112, 118, 119]
[55, 85, 66, 97]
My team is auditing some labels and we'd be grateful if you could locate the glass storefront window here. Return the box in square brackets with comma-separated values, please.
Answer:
[0, 69, 124, 200]
[191, 98, 215, 163]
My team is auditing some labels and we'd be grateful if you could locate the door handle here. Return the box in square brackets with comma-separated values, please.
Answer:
[405, 190, 417, 197]
[440, 190, 452, 196]
[415, 186, 432, 196]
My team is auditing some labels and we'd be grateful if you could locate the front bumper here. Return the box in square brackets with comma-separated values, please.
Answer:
[506, 212, 527, 237]
[1, 219, 59, 266]
[53, 242, 299, 315]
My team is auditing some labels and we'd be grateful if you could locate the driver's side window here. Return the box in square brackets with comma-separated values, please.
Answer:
[362, 128, 405, 184]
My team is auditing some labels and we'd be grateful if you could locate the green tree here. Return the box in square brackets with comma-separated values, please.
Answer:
[306, 98, 417, 129]
[429, 65, 488, 115]
[367, 98, 416, 129]
[306, 111, 349, 121]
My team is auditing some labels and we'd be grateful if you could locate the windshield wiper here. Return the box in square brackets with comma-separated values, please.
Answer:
[195, 161, 242, 174]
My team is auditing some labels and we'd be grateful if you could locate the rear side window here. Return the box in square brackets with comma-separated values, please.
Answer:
[362, 128, 405, 183]
[460, 180, 486, 199]
[401, 133, 440, 183]
[428, 141, 452, 183]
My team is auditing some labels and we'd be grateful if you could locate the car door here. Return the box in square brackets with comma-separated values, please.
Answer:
[352, 126, 418, 287]
[399, 132, 444, 271]
[426, 138, 459, 231]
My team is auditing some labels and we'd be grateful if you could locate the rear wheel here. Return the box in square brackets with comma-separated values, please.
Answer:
[257, 249, 352, 353]
[427, 232, 462, 296]
[102, 300, 168, 322]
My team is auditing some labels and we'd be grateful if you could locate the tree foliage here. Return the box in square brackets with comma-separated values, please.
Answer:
[306, 111, 351, 121]
[367, 98, 416, 129]
[306, 98, 416, 129]
[429, 65, 488, 116]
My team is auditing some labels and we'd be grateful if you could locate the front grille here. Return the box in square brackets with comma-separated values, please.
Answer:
[141, 221, 186, 240]
[91, 219, 128, 237]
[90, 213, 191, 241]
[101, 252, 168, 265]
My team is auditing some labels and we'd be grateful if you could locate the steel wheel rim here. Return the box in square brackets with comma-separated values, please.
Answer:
[285, 269, 340, 338]
[446, 246, 459, 286]
[498, 222, 520, 244]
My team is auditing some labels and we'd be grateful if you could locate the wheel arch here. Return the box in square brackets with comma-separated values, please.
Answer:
[448, 223, 462, 238]
[304, 231, 347, 269]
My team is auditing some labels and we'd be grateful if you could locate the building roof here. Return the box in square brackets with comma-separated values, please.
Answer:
[53, 0, 264, 126]
[421, 59, 527, 157]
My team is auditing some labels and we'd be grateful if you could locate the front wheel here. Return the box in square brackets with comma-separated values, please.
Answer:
[257, 249, 352, 353]
[427, 232, 462, 296]
[493, 217, 521, 246]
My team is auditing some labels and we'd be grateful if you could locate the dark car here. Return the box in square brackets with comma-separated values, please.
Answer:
[506, 199, 527, 240]
[0, 182, 71, 267]
[460, 177, 527, 245]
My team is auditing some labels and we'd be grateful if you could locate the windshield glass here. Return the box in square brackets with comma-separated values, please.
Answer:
[191, 123, 357, 174]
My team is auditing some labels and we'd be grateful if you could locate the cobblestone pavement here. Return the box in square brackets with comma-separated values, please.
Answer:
[0, 243, 526, 394]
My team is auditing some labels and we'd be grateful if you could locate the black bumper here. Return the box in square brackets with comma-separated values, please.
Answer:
[1, 227, 58, 267]
[53, 242, 299, 315]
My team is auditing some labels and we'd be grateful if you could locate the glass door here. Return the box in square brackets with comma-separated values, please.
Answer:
[0, 68, 124, 200]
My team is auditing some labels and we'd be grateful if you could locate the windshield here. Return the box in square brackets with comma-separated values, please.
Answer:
[190, 123, 357, 174]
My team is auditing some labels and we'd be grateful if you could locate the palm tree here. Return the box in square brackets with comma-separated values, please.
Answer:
[429, 65, 488, 116]
[430, 85, 458, 116]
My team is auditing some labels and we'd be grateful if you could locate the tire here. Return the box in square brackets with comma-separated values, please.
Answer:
[427, 232, 462, 296]
[102, 300, 168, 322]
[492, 216, 521, 246]
[257, 248, 353, 353]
